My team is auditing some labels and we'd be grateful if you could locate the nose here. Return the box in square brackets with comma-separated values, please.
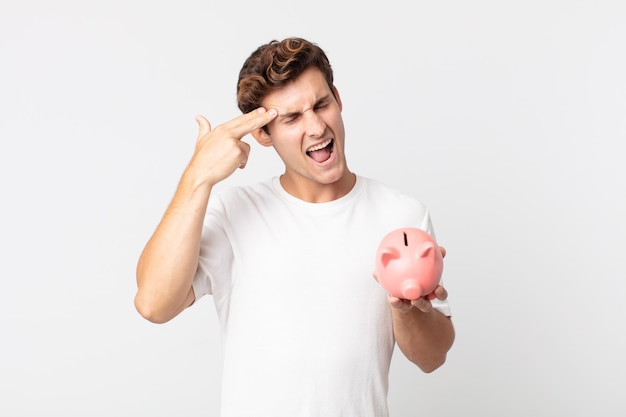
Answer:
[302, 109, 325, 138]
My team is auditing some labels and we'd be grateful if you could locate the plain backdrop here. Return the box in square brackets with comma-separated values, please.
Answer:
[1, 0, 625, 416]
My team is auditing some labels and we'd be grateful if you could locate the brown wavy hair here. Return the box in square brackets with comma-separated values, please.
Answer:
[236, 37, 335, 114]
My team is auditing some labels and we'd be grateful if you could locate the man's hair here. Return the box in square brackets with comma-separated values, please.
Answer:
[236, 37, 334, 114]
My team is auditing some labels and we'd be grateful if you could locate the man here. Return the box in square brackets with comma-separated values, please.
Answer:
[135, 37, 454, 417]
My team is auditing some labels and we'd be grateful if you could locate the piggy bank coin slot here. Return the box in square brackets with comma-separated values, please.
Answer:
[403, 231, 408, 246]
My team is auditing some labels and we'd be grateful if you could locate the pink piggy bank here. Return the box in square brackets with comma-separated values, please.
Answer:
[374, 227, 443, 300]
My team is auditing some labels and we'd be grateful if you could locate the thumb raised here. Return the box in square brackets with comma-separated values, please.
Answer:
[195, 115, 211, 140]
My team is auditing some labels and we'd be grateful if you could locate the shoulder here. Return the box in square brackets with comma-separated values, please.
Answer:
[204, 179, 277, 227]
[210, 179, 275, 207]
[358, 176, 427, 210]
[355, 175, 433, 234]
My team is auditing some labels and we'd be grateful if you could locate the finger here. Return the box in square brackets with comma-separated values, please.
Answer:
[434, 285, 448, 300]
[238, 141, 251, 169]
[195, 115, 212, 140]
[411, 297, 433, 313]
[439, 245, 446, 258]
[388, 295, 411, 313]
[388, 295, 402, 304]
[227, 107, 278, 139]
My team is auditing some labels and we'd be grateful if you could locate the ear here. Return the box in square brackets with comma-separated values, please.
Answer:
[333, 86, 343, 111]
[251, 127, 273, 147]
[380, 247, 400, 268]
[419, 242, 435, 258]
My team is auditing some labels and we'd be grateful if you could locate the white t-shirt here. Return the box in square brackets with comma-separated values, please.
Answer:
[193, 175, 451, 417]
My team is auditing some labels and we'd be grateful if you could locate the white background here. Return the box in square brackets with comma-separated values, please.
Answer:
[1, 0, 625, 416]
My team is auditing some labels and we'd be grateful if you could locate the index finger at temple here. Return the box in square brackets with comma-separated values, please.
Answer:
[230, 108, 277, 139]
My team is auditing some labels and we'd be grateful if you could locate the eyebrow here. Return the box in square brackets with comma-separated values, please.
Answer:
[277, 95, 332, 120]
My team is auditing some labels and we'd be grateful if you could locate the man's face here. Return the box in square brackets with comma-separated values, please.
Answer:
[255, 66, 350, 201]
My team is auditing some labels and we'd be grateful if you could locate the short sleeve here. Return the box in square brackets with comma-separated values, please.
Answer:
[192, 203, 234, 302]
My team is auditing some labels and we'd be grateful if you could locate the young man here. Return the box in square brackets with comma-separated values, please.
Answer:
[135, 37, 454, 417]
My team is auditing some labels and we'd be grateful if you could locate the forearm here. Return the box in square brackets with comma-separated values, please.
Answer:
[392, 307, 455, 373]
[135, 168, 213, 323]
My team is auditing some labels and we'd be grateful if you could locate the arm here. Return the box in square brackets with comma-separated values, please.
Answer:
[134, 108, 277, 324]
[390, 285, 455, 373]
[390, 247, 455, 373]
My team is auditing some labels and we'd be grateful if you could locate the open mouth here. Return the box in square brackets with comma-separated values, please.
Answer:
[306, 139, 334, 163]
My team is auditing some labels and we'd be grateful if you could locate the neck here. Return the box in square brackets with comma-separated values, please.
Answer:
[280, 172, 356, 203]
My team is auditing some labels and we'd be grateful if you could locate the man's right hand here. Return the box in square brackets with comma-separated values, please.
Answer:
[188, 107, 278, 187]
[135, 107, 277, 324]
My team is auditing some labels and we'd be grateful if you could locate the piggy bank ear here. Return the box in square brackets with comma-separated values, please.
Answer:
[380, 247, 400, 268]
[419, 242, 436, 258]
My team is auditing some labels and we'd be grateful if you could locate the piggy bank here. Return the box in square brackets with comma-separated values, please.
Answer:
[374, 227, 443, 300]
